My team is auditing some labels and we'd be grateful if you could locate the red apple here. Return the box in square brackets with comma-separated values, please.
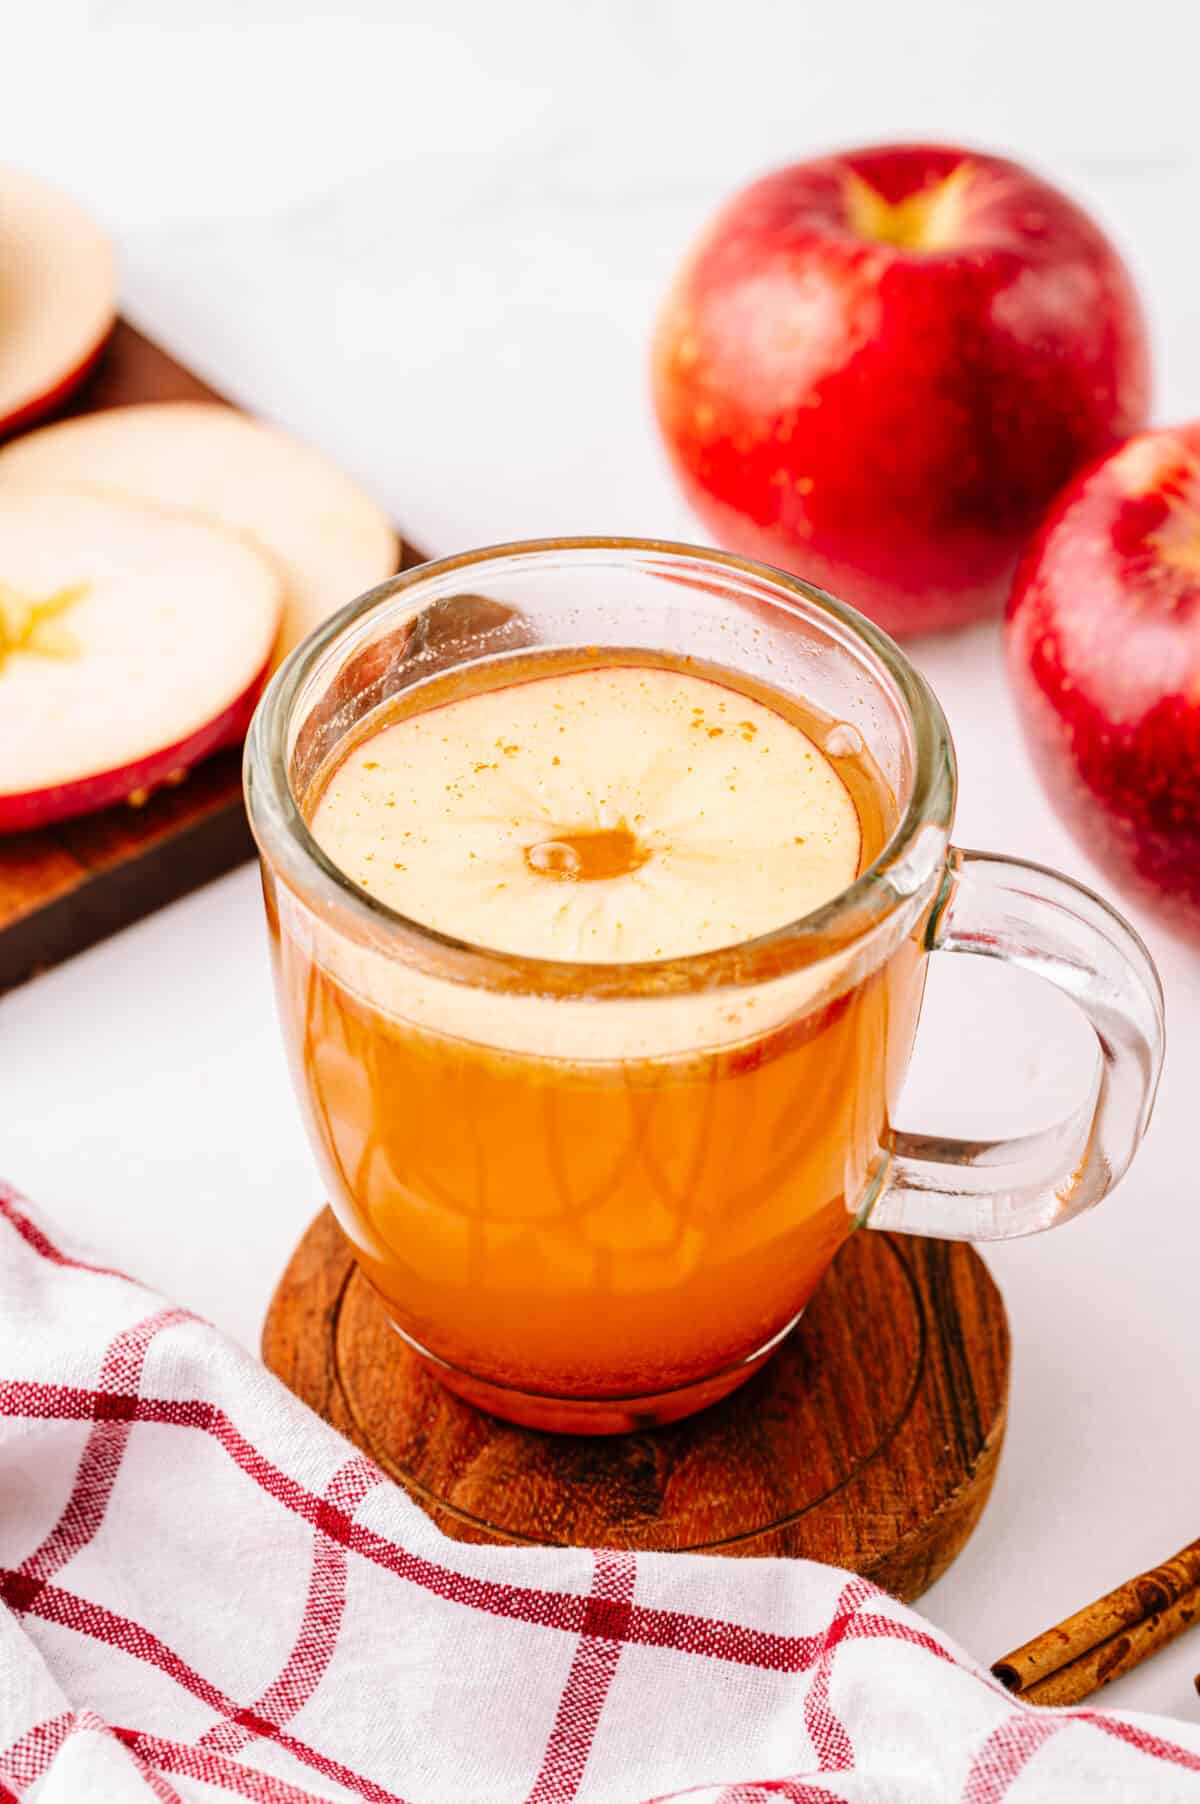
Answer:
[652, 143, 1150, 636]
[1006, 429, 1200, 942]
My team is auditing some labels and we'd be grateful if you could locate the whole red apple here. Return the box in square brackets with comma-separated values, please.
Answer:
[652, 143, 1150, 636]
[1007, 429, 1200, 942]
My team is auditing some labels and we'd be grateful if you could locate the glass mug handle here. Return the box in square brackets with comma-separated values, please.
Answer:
[866, 849, 1165, 1241]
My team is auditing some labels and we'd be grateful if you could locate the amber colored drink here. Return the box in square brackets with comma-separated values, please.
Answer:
[272, 650, 926, 1430]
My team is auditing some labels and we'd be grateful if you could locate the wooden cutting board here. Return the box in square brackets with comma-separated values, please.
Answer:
[0, 321, 421, 995]
[264, 1207, 1010, 1601]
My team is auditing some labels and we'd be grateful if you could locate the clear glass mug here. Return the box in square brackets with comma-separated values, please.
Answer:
[245, 539, 1164, 1434]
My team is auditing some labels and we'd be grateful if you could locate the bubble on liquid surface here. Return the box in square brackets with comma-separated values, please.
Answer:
[526, 839, 582, 878]
[823, 722, 864, 758]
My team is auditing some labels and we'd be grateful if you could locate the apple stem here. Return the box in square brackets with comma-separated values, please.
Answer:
[843, 163, 973, 252]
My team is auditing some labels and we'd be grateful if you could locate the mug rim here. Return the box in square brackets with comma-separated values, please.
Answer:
[244, 536, 957, 997]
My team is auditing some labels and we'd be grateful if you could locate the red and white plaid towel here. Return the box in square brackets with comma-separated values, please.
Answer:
[2, 1181, 1199, 1804]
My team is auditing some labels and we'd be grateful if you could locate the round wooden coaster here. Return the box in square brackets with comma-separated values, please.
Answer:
[263, 1210, 1009, 1602]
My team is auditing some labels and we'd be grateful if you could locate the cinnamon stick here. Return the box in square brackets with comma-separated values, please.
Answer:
[992, 1538, 1200, 1707]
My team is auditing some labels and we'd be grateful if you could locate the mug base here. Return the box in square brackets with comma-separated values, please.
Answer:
[384, 1313, 800, 1434]
[266, 1208, 1009, 1592]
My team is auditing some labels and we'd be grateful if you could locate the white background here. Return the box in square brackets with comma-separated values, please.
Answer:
[4, 0, 1200, 1720]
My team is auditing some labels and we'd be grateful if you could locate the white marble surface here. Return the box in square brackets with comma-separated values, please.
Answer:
[4, 0, 1200, 1722]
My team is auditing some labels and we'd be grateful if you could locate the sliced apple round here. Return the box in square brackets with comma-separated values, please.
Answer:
[0, 401, 398, 658]
[0, 484, 283, 832]
[0, 167, 117, 437]
[310, 664, 863, 961]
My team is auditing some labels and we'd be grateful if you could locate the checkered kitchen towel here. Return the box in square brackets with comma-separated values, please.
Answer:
[3, 1183, 1200, 1803]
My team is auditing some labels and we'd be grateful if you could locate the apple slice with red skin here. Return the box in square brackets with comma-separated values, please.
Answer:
[653, 142, 1150, 637]
[1006, 428, 1200, 943]
[0, 484, 283, 832]
[0, 401, 398, 659]
[0, 167, 117, 438]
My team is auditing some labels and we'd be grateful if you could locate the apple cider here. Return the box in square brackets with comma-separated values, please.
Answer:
[272, 649, 926, 1428]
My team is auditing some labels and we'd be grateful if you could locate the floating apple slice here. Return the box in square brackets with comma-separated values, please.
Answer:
[0, 401, 398, 658]
[0, 484, 283, 832]
[0, 167, 117, 437]
[310, 664, 863, 961]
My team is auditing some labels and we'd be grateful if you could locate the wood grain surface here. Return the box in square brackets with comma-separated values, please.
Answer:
[0, 320, 419, 995]
[264, 1207, 1010, 1601]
